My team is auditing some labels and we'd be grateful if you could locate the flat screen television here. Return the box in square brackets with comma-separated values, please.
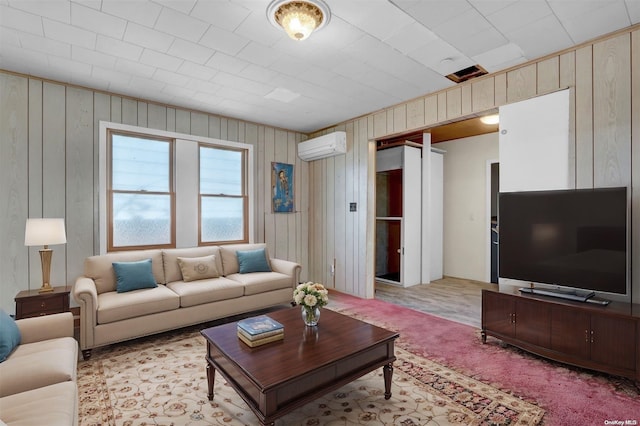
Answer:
[498, 187, 628, 297]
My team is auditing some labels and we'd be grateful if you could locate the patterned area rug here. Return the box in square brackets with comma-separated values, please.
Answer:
[78, 324, 544, 425]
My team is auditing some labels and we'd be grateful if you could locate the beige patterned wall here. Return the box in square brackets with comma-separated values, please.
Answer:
[308, 25, 640, 303]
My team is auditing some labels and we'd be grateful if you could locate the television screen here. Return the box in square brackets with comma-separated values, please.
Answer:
[498, 187, 627, 295]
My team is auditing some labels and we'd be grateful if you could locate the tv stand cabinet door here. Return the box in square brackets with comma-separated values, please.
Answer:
[482, 291, 515, 338]
[550, 306, 590, 360]
[514, 299, 551, 348]
[590, 315, 636, 373]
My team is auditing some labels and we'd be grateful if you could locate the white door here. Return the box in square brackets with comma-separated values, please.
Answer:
[402, 145, 422, 287]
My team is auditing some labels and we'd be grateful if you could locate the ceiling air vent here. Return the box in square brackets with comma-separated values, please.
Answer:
[445, 64, 488, 83]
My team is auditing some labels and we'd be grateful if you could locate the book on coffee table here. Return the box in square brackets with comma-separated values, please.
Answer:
[237, 330, 284, 347]
[237, 326, 283, 341]
[237, 315, 283, 337]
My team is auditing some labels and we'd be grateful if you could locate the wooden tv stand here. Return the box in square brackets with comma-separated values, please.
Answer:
[481, 289, 640, 383]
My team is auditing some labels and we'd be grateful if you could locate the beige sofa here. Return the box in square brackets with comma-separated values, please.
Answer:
[0, 312, 78, 426]
[73, 243, 301, 359]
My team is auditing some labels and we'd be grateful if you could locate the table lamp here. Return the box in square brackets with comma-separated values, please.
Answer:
[24, 218, 67, 293]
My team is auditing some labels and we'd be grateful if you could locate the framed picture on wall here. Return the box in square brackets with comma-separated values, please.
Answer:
[272, 162, 294, 213]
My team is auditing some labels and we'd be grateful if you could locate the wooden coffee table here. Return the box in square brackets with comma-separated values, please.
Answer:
[201, 307, 399, 426]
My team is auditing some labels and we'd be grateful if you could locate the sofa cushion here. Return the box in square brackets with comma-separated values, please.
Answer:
[226, 272, 293, 296]
[0, 381, 77, 426]
[97, 285, 180, 324]
[0, 336, 77, 397]
[0, 310, 20, 362]
[237, 248, 272, 274]
[163, 247, 222, 283]
[220, 243, 269, 276]
[167, 277, 244, 308]
[85, 249, 164, 294]
[178, 255, 219, 282]
[113, 259, 157, 293]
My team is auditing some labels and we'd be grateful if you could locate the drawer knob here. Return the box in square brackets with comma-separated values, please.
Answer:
[40, 302, 46, 308]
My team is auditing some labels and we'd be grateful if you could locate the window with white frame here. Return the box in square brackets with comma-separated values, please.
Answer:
[199, 145, 248, 244]
[108, 131, 174, 251]
[101, 123, 253, 253]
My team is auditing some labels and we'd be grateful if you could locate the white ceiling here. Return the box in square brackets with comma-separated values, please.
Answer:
[1, 0, 638, 133]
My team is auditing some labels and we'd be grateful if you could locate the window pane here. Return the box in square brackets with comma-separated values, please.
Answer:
[112, 134, 169, 192]
[113, 193, 171, 246]
[200, 147, 242, 195]
[201, 196, 244, 242]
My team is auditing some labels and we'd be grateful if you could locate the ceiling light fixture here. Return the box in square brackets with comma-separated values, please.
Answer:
[480, 114, 499, 125]
[267, 0, 331, 41]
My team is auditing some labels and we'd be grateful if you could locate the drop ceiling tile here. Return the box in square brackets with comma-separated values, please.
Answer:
[486, 0, 553, 34]
[0, 4, 44, 35]
[449, 26, 508, 58]
[177, 61, 218, 81]
[268, 54, 311, 78]
[96, 35, 143, 62]
[433, 8, 506, 56]
[186, 76, 221, 94]
[154, 0, 197, 14]
[215, 71, 272, 96]
[47, 55, 92, 79]
[200, 25, 249, 56]
[100, 1, 162, 27]
[168, 38, 214, 64]
[469, 0, 514, 16]
[206, 51, 250, 74]
[472, 42, 524, 72]
[153, 68, 191, 87]
[559, 2, 631, 44]
[408, 38, 465, 69]
[384, 22, 438, 54]
[8, 0, 70, 24]
[19, 31, 71, 58]
[91, 66, 132, 87]
[124, 22, 175, 52]
[331, 0, 414, 42]
[0, 27, 19, 46]
[114, 57, 156, 78]
[43, 18, 96, 49]
[239, 64, 280, 84]
[140, 49, 183, 72]
[626, 0, 640, 22]
[0, 45, 49, 73]
[505, 15, 573, 59]
[234, 10, 283, 46]
[236, 41, 282, 68]
[394, 0, 473, 29]
[191, 0, 250, 32]
[154, 6, 209, 42]
[72, 45, 117, 69]
[71, 3, 127, 39]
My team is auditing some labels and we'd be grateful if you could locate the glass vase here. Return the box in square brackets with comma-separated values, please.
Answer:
[301, 305, 321, 326]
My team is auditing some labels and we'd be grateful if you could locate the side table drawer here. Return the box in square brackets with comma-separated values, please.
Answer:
[20, 297, 66, 317]
[14, 287, 70, 319]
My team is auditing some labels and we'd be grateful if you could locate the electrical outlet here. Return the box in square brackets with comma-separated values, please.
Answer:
[349, 202, 357, 212]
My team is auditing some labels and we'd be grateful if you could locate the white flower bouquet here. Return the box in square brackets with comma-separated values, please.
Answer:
[293, 282, 329, 309]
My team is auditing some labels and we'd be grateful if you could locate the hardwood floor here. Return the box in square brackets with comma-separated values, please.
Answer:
[374, 277, 498, 328]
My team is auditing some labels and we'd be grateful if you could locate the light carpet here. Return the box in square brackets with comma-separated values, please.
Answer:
[77, 321, 544, 425]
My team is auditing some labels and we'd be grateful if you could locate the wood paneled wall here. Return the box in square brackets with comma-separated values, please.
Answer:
[308, 26, 640, 303]
[0, 75, 308, 314]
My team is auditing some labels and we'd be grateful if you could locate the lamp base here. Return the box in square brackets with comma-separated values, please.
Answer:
[38, 248, 54, 293]
[38, 283, 54, 293]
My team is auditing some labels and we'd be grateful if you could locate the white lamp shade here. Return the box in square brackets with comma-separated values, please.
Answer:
[24, 218, 67, 246]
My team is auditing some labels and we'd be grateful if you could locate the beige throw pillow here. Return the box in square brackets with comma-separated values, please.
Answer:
[177, 255, 219, 282]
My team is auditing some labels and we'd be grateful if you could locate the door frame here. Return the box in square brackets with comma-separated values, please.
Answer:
[486, 159, 499, 283]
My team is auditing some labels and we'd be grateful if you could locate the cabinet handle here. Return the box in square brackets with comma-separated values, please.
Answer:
[590, 330, 594, 344]
[40, 302, 46, 308]
[584, 330, 589, 343]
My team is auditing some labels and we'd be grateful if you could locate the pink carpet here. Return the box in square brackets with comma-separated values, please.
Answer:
[329, 291, 640, 425]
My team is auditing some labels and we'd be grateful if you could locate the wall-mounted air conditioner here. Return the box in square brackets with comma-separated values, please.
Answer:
[297, 131, 347, 161]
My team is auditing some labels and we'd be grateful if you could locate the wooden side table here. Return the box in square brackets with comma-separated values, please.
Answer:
[14, 286, 70, 319]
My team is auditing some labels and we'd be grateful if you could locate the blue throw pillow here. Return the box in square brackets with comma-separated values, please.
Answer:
[0, 309, 21, 362]
[113, 259, 157, 293]
[237, 248, 272, 274]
